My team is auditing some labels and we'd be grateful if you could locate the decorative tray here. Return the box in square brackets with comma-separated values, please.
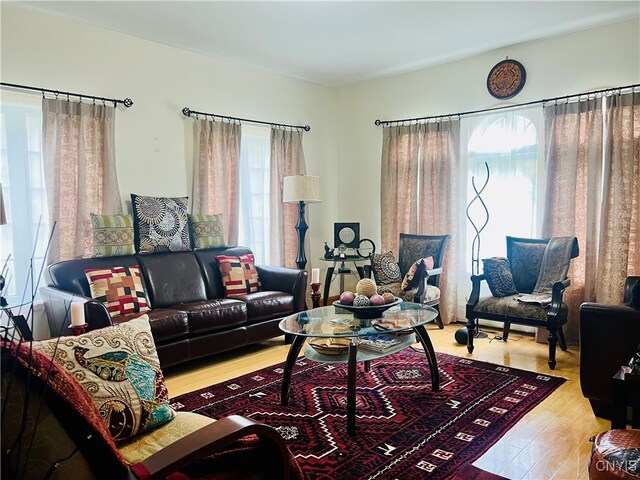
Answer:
[309, 337, 351, 356]
[332, 297, 402, 319]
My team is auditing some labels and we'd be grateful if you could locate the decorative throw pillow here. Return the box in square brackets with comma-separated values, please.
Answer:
[91, 213, 135, 258]
[371, 251, 402, 285]
[216, 254, 261, 297]
[401, 256, 435, 291]
[189, 213, 227, 250]
[85, 265, 150, 317]
[33, 315, 175, 442]
[131, 194, 191, 255]
[483, 257, 518, 297]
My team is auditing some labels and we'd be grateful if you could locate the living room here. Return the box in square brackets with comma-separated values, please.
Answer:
[1, 2, 639, 479]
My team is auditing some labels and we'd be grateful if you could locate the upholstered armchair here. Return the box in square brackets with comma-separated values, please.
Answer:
[372, 233, 450, 329]
[1, 340, 302, 480]
[580, 276, 640, 420]
[465, 236, 579, 370]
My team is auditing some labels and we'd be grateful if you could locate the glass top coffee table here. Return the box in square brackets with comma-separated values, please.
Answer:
[279, 302, 439, 435]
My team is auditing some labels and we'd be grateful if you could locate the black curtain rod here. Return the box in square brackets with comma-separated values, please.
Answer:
[374, 83, 640, 126]
[1, 82, 133, 108]
[182, 107, 310, 131]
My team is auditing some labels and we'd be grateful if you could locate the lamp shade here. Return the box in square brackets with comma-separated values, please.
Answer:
[0, 183, 6, 226]
[283, 175, 321, 204]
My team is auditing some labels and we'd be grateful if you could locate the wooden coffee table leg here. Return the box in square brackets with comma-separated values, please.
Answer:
[347, 342, 358, 435]
[281, 335, 306, 406]
[414, 325, 440, 392]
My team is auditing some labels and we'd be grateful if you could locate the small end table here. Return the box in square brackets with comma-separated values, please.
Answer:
[611, 367, 640, 429]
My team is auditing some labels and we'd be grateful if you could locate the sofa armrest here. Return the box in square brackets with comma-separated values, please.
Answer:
[548, 278, 571, 319]
[413, 266, 443, 303]
[256, 266, 308, 312]
[40, 286, 113, 337]
[579, 302, 640, 403]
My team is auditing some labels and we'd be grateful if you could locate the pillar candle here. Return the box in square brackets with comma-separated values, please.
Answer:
[70, 302, 85, 326]
[311, 268, 320, 284]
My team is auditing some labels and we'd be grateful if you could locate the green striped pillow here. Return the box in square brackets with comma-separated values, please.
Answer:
[91, 213, 135, 258]
[189, 213, 227, 250]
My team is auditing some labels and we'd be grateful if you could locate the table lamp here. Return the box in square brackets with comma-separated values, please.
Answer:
[283, 175, 321, 270]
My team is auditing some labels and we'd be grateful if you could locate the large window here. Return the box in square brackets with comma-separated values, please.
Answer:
[461, 107, 544, 275]
[0, 97, 49, 304]
[237, 125, 271, 264]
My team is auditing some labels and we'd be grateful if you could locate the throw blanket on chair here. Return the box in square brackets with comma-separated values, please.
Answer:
[517, 236, 576, 307]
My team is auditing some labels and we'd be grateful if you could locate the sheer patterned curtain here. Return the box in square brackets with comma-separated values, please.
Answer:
[380, 120, 461, 324]
[597, 92, 640, 302]
[380, 125, 420, 255]
[541, 98, 603, 344]
[42, 98, 121, 262]
[418, 120, 461, 325]
[269, 128, 306, 268]
[192, 120, 241, 246]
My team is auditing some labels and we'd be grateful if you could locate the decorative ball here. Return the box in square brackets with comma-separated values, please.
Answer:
[455, 327, 468, 345]
[369, 294, 385, 306]
[353, 294, 370, 307]
[382, 292, 396, 304]
[339, 291, 355, 305]
[355, 278, 377, 298]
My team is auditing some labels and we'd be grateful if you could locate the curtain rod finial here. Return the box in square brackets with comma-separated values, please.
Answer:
[123, 98, 133, 108]
[374, 119, 382, 126]
[182, 107, 191, 117]
[304, 125, 311, 131]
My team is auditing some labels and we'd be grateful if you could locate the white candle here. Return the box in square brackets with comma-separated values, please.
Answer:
[70, 302, 85, 326]
[311, 268, 320, 284]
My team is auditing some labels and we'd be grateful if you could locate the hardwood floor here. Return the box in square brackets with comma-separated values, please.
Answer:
[164, 323, 609, 480]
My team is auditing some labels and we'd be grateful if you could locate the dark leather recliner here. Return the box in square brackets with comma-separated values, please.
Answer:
[580, 276, 640, 419]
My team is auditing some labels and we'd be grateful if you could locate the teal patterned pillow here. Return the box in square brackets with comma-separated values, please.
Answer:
[91, 213, 135, 258]
[483, 257, 518, 297]
[189, 213, 227, 250]
[131, 194, 191, 254]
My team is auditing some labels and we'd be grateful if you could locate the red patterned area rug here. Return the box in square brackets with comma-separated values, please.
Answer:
[171, 349, 564, 480]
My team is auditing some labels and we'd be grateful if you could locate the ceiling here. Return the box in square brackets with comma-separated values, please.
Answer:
[11, 1, 640, 86]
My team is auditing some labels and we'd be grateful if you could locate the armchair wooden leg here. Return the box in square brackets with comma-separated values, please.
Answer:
[466, 317, 476, 354]
[434, 304, 444, 329]
[502, 321, 511, 341]
[558, 326, 568, 351]
[547, 328, 558, 370]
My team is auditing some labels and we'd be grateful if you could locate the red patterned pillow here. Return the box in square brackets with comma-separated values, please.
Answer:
[216, 254, 261, 297]
[85, 266, 150, 317]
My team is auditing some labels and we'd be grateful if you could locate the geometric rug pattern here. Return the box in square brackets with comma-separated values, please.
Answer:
[171, 349, 565, 480]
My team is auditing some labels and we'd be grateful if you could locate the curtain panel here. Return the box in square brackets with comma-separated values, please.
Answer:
[192, 120, 241, 246]
[269, 129, 306, 268]
[42, 98, 122, 263]
[380, 120, 461, 324]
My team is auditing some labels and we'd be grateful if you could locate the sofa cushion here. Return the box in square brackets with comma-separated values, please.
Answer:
[194, 247, 254, 299]
[371, 251, 402, 285]
[34, 315, 174, 442]
[85, 265, 150, 317]
[233, 291, 295, 324]
[216, 254, 261, 297]
[112, 308, 190, 343]
[131, 194, 191, 254]
[508, 240, 547, 294]
[178, 299, 247, 334]
[474, 295, 567, 323]
[137, 252, 207, 307]
[90, 213, 135, 258]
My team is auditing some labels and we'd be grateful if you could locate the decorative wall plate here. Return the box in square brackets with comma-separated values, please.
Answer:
[334, 222, 360, 248]
[487, 59, 526, 99]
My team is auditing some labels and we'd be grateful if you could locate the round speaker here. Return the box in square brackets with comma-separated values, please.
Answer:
[455, 327, 468, 345]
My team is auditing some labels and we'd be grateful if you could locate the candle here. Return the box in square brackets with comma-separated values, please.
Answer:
[312, 268, 320, 284]
[70, 302, 85, 326]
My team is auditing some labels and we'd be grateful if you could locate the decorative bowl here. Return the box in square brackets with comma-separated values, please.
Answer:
[332, 297, 402, 319]
[309, 337, 351, 356]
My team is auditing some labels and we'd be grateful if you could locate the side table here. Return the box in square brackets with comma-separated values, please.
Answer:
[319, 256, 368, 306]
[611, 367, 640, 429]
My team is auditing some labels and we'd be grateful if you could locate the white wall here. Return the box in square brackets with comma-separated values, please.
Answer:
[337, 18, 640, 255]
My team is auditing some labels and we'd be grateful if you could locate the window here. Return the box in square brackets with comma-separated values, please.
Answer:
[1, 96, 49, 304]
[237, 125, 271, 264]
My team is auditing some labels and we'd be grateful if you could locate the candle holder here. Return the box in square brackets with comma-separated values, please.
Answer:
[68, 323, 89, 336]
[311, 282, 321, 309]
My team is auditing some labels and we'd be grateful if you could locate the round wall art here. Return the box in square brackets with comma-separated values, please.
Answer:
[487, 59, 526, 100]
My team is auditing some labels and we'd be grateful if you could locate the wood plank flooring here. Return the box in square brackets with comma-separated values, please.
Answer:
[164, 323, 610, 480]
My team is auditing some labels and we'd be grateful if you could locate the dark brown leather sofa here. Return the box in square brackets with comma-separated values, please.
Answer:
[580, 276, 640, 419]
[40, 247, 307, 368]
